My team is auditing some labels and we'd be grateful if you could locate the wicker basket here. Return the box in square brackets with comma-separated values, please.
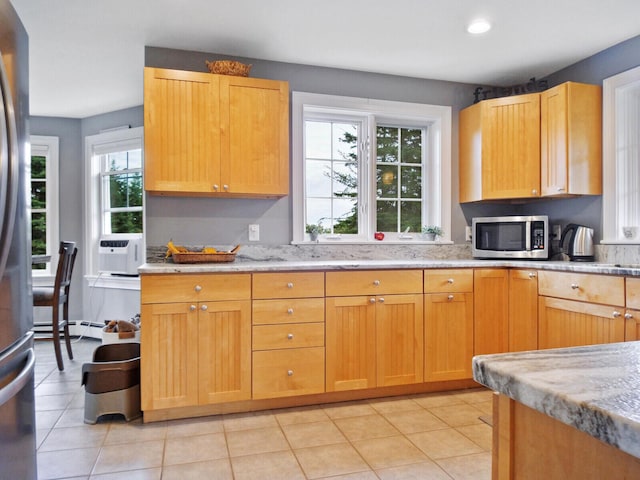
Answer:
[171, 251, 236, 264]
[205, 60, 252, 77]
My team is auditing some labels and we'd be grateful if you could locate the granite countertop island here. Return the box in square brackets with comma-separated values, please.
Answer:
[473, 342, 640, 477]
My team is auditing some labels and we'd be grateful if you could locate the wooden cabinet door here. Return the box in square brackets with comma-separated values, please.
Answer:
[424, 292, 473, 381]
[541, 82, 602, 196]
[474, 269, 509, 355]
[198, 300, 251, 405]
[144, 68, 220, 194]
[376, 294, 424, 387]
[624, 310, 640, 341]
[481, 93, 540, 199]
[220, 76, 289, 196]
[325, 296, 376, 392]
[538, 297, 625, 349]
[140, 302, 199, 410]
[508, 270, 539, 352]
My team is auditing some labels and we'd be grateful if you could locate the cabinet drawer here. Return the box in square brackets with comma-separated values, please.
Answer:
[252, 347, 325, 399]
[627, 278, 640, 310]
[538, 271, 624, 306]
[253, 298, 324, 325]
[253, 323, 324, 350]
[253, 272, 325, 299]
[424, 269, 473, 293]
[141, 273, 251, 304]
[326, 270, 422, 296]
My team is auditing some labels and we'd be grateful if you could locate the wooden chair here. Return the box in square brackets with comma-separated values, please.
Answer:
[33, 241, 78, 371]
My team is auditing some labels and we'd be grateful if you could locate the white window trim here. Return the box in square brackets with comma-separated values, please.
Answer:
[602, 65, 640, 244]
[30, 135, 59, 283]
[84, 126, 144, 287]
[291, 92, 451, 244]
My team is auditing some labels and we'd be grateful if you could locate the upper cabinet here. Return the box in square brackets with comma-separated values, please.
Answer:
[459, 82, 601, 203]
[144, 67, 289, 197]
[459, 93, 540, 202]
[540, 82, 602, 197]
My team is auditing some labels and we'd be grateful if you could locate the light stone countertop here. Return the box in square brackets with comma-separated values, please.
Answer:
[472, 341, 640, 459]
[138, 259, 640, 276]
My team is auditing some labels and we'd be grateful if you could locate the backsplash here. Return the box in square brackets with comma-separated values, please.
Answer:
[595, 244, 640, 265]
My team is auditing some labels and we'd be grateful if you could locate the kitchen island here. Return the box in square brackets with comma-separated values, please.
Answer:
[473, 342, 640, 479]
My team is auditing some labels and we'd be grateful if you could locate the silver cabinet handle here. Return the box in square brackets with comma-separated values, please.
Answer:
[373, 280, 380, 286]
[287, 308, 294, 315]
[370, 297, 376, 304]
[189, 305, 196, 311]
[528, 272, 537, 279]
[287, 333, 294, 340]
[447, 294, 454, 301]
[532, 189, 538, 195]
[201, 305, 208, 312]
[624, 313, 634, 320]
[447, 278, 454, 284]
[223, 184, 229, 191]
[213, 184, 219, 191]
[287, 282, 294, 289]
[570, 284, 579, 290]
[378, 297, 385, 303]
[613, 311, 621, 318]
[287, 370, 294, 376]
[194, 285, 202, 292]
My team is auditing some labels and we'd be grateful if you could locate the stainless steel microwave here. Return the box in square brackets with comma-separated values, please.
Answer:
[472, 215, 549, 260]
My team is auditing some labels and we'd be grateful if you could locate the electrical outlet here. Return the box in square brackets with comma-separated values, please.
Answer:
[553, 224, 562, 240]
[465, 225, 472, 242]
[248, 224, 260, 242]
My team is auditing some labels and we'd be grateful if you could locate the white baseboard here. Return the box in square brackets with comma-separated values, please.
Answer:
[71, 321, 103, 340]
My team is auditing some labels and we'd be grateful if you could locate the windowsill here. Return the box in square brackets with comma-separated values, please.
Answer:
[600, 240, 640, 245]
[85, 274, 140, 290]
[291, 240, 454, 246]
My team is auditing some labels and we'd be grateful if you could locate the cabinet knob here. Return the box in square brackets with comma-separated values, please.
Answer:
[532, 189, 538, 195]
[613, 311, 622, 318]
[287, 308, 294, 315]
[373, 280, 380, 286]
[528, 272, 537, 279]
[570, 283, 580, 290]
[213, 184, 219, 191]
[557, 187, 565, 192]
[370, 297, 376, 304]
[447, 294, 454, 301]
[194, 285, 202, 292]
[201, 304, 208, 311]
[223, 184, 229, 191]
[189, 305, 196, 311]
[625, 313, 634, 320]
[287, 333, 294, 340]
[287, 370, 294, 376]
[287, 282, 294, 289]
[447, 278, 454, 284]
[378, 297, 385, 303]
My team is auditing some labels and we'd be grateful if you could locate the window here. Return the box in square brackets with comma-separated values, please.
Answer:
[85, 127, 143, 279]
[30, 136, 59, 277]
[603, 66, 640, 243]
[292, 92, 451, 243]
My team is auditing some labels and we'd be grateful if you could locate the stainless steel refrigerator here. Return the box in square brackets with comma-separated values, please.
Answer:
[0, 0, 35, 478]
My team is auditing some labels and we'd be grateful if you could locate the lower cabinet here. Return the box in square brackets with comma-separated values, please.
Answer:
[474, 269, 509, 355]
[326, 294, 424, 391]
[508, 269, 539, 352]
[424, 269, 474, 381]
[625, 278, 640, 340]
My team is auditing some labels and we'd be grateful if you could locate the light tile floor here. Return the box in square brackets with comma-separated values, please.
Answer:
[34, 338, 493, 479]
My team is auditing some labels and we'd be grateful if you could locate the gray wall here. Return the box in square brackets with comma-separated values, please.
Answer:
[144, 47, 479, 246]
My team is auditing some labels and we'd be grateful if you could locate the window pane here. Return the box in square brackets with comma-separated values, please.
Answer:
[106, 149, 142, 171]
[377, 200, 398, 231]
[401, 128, 423, 163]
[400, 201, 422, 232]
[377, 127, 398, 163]
[31, 155, 46, 179]
[332, 198, 358, 234]
[108, 173, 142, 208]
[333, 123, 358, 161]
[333, 161, 357, 197]
[31, 212, 46, 255]
[110, 211, 143, 234]
[377, 165, 398, 197]
[306, 160, 332, 197]
[305, 198, 331, 227]
[401, 166, 422, 198]
[306, 121, 332, 159]
[31, 181, 46, 209]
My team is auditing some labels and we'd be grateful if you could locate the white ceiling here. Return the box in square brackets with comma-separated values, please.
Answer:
[10, 0, 640, 118]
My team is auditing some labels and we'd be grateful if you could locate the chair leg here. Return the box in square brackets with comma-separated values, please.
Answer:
[63, 300, 73, 360]
[52, 303, 64, 371]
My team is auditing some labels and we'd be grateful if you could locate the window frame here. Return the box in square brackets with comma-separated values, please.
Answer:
[292, 92, 451, 244]
[30, 135, 59, 280]
[602, 65, 640, 244]
[84, 126, 144, 287]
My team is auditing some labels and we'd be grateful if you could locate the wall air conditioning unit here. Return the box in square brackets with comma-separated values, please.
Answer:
[98, 237, 144, 275]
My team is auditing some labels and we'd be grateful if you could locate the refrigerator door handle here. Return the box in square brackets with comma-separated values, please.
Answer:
[0, 347, 34, 408]
[0, 51, 18, 280]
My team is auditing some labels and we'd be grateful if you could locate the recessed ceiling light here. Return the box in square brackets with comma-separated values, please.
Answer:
[467, 19, 492, 34]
